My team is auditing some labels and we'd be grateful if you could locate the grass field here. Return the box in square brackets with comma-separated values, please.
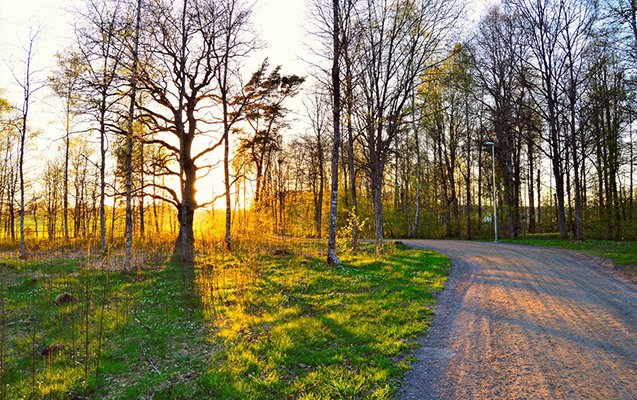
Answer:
[0, 242, 449, 399]
[502, 236, 637, 281]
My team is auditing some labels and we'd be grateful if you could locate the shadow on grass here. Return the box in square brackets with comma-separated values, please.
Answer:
[195, 246, 450, 399]
[1, 244, 449, 399]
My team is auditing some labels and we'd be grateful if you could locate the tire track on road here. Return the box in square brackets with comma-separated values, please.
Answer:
[398, 240, 637, 400]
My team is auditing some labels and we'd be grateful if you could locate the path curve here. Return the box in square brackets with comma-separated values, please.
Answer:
[398, 240, 637, 400]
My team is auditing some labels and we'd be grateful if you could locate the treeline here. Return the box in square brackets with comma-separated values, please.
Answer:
[276, 0, 637, 249]
[0, 0, 304, 265]
[0, 0, 635, 266]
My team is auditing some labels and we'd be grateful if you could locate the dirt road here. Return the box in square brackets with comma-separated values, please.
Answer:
[398, 240, 637, 400]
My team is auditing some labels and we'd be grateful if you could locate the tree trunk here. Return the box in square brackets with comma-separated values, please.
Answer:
[570, 112, 583, 241]
[221, 27, 232, 251]
[345, 63, 359, 251]
[465, 101, 471, 240]
[63, 109, 70, 241]
[99, 93, 107, 254]
[172, 0, 196, 264]
[19, 112, 26, 258]
[630, 122, 634, 222]
[173, 133, 196, 263]
[372, 163, 384, 253]
[527, 139, 536, 234]
[477, 136, 483, 235]
[124, 0, 142, 271]
[550, 114, 568, 239]
[223, 93, 232, 251]
[139, 140, 145, 238]
[327, 0, 341, 266]
[411, 90, 421, 239]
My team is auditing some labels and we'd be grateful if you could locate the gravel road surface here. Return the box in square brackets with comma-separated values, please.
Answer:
[398, 240, 637, 400]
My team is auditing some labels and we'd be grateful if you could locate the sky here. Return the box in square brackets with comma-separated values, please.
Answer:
[0, 0, 313, 206]
[0, 0, 492, 207]
[0, 0, 311, 138]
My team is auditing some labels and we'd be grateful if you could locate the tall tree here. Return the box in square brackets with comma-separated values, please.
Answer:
[327, 0, 342, 265]
[560, 0, 596, 241]
[512, 0, 572, 239]
[209, 0, 257, 251]
[50, 51, 83, 242]
[137, 0, 252, 262]
[76, 0, 127, 253]
[11, 27, 46, 258]
[340, 0, 362, 251]
[237, 61, 304, 207]
[355, 0, 459, 252]
[124, 0, 143, 271]
[471, 7, 524, 238]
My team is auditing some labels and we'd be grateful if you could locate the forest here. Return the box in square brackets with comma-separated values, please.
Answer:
[0, 0, 636, 262]
[0, 0, 636, 397]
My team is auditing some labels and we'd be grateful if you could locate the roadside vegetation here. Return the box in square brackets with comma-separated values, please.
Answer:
[503, 235, 637, 281]
[0, 0, 635, 396]
[0, 240, 449, 399]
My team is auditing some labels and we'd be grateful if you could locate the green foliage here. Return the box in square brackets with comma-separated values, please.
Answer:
[503, 236, 637, 265]
[502, 237, 637, 281]
[336, 210, 368, 254]
[0, 243, 449, 399]
[199, 243, 449, 399]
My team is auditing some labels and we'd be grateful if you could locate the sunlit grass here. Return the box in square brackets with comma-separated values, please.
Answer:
[195, 242, 449, 398]
[0, 240, 449, 399]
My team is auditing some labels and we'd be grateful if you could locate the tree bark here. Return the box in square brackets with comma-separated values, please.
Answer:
[172, 0, 195, 264]
[527, 138, 536, 233]
[345, 61, 359, 251]
[124, 0, 142, 271]
[371, 161, 384, 252]
[327, 0, 341, 266]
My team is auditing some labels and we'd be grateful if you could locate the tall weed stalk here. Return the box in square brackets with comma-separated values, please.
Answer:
[94, 256, 110, 385]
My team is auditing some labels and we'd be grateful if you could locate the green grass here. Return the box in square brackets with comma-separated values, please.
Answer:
[501, 235, 637, 282]
[502, 236, 637, 266]
[0, 242, 449, 399]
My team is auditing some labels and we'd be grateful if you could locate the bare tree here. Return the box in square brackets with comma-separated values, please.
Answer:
[470, 7, 524, 238]
[208, 0, 257, 251]
[512, 0, 571, 238]
[341, 0, 363, 251]
[75, 0, 127, 253]
[327, 0, 342, 265]
[124, 0, 143, 271]
[50, 51, 83, 242]
[136, 0, 257, 262]
[560, 0, 596, 241]
[10, 26, 46, 258]
[354, 0, 459, 252]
